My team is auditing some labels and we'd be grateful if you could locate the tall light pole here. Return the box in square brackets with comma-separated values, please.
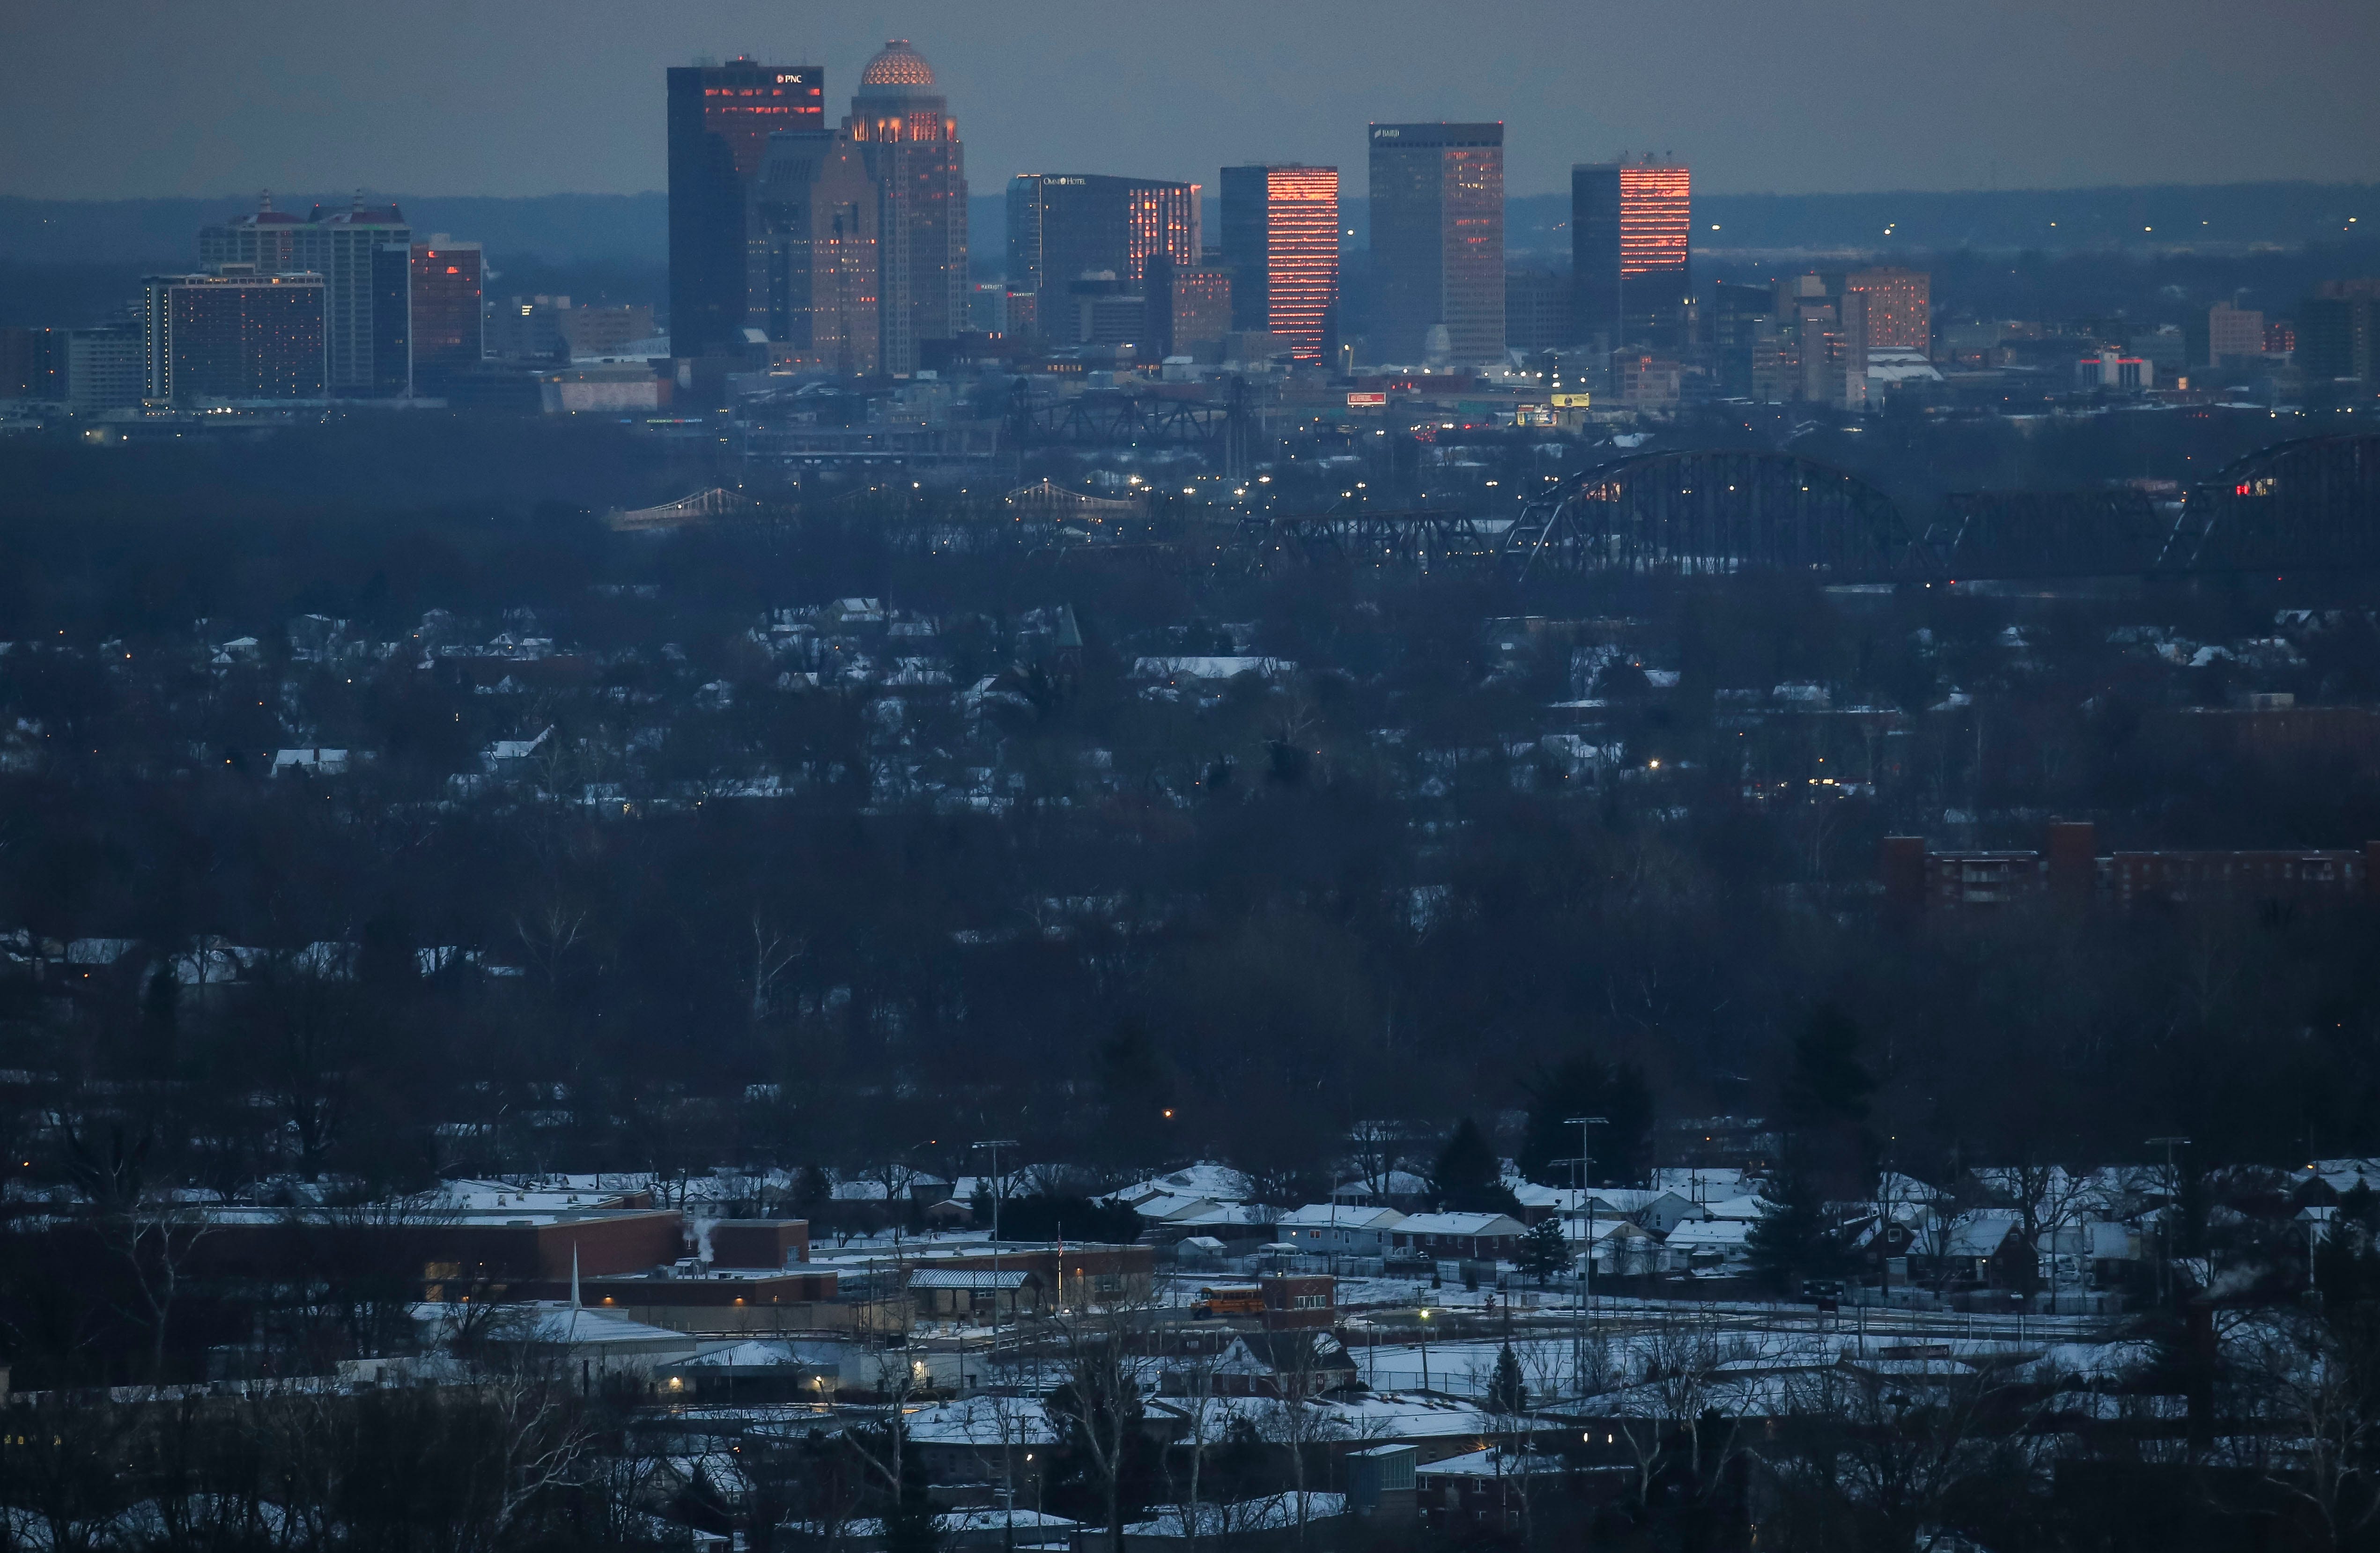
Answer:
[1566, 1116, 1608, 1399]
[972, 1139, 1020, 1553]
[2146, 1136, 2190, 1308]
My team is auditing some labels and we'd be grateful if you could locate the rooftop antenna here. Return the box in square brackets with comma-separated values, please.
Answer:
[259, 189, 273, 214]
[351, 188, 363, 216]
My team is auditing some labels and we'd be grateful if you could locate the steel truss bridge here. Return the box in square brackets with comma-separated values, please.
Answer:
[1238, 436, 2380, 582]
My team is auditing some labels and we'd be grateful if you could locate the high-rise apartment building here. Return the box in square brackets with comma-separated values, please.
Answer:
[199, 192, 304, 272]
[142, 270, 326, 403]
[199, 194, 411, 394]
[0, 327, 65, 401]
[1572, 158, 1691, 351]
[67, 320, 148, 414]
[410, 240, 483, 386]
[1006, 174, 1201, 301]
[1220, 164, 1339, 362]
[667, 59, 825, 356]
[747, 128, 883, 376]
[1843, 267, 1930, 353]
[1368, 123, 1504, 364]
[843, 40, 967, 376]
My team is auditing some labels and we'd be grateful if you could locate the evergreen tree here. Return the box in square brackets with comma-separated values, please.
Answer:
[1432, 1117, 1521, 1215]
[1747, 1155, 1840, 1294]
[1488, 1342, 1528, 1416]
[1518, 1217, 1571, 1285]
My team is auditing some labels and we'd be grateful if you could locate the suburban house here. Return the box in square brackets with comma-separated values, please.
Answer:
[1273, 1204, 1406, 1257]
[1389, 1212, 1528, 1262]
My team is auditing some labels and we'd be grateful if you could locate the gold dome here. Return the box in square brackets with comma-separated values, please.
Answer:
[859, 39, 935, 88]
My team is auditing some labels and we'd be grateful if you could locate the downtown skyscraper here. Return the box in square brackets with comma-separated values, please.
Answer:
[1367, 123, 1505, 365]
[1220, 164, 1339, 362]
[1572, 157, 1691, 351]
[842, 40, 968, 375]
[1005, 174, 1201, 300]
[667, 59, 824, 356]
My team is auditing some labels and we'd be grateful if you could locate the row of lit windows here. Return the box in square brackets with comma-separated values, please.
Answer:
[1617, 167, 1691, 277]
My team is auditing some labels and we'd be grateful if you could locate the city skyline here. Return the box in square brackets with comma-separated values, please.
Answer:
[4, 0, 2374, 203]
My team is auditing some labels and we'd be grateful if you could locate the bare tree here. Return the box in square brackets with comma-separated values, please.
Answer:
[514, 901, 588, 991]
[65, 1122, 215, 1384]
[752, 916, 808, 1024]
[1609, 1309, 1755, 1516]
[1046, 1281, 1164, 1547]
[2225, 1310, 2380, 1549]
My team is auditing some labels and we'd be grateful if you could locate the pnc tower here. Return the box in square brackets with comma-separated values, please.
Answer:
[1367, 122, 1505, 365]
[667, 59, 825, 357]
[1220, 164, 1339, 362]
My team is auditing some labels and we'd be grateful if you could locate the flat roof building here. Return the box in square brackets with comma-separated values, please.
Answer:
[142, 269, 327, 402]
[1006, 173, 1201, 301]
[409, 239, 482, 386]
[1573, 157, 1691, 352]
[668, 59, 826, 357]
[1220, 164, 1339, 363]
[1368, 122, 1504, 365]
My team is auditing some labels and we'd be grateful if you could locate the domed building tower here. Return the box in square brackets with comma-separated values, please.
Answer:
[844, 39, 968, 375]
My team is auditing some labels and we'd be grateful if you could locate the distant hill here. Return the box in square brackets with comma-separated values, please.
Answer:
[0, 192, 666, 266]
[7, 180, 2367, 274]
[973, 182, 2375, 269]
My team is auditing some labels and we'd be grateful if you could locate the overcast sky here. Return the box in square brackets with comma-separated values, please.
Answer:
[5, 0, 2375, 202]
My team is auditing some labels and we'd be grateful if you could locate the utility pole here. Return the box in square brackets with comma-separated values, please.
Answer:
[972, 1138, 1020, 1553]
[1566, 1117, 1609, 1399]
[2146, 1136, 2191, 1308]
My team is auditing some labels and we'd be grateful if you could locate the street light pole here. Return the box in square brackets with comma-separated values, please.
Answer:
[1565, 1117, 1609, 1400]
[972, 1138, 1020, 1553]
[2146, 1136, 2191, 1308]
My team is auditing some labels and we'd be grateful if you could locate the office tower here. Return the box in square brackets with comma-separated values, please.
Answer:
[2206, 301, 2266, 366]
[1367, 123, 1504, 364]
[1220, 164, 1339, 362]
[843, 40, 967, 375]
[1006, 174, 1201, 301]
[1572, 157, 1690, 351]
[410, 240, 482, 386]
[1067, 274, 1148, 349]
[1702, 280, 1774, 396]
[67, 320, 146, 413]
[0, 327, 65, 400]
[1147, 252, 1232, 357]
[747, 128, 882, 375]
[141, 270, 326, 402]
[2300, 279, 2380, 385]
[668, 59, 825, 356]
[1503, 269, 1572, 354]
[1843, 267, 1929, 353]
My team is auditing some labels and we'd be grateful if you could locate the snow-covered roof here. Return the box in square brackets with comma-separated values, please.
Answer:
[1125, 1494, 1345, 1538]
[1277, 1204, 1405, 1231]
[899, 1394, 1062, 1447]
[911, 1269, 1029, 1290]
[1395, 1212, 1525, 1238]
[1130, 656, 1296, 682]
[1417, 1448, 1570, 1478]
